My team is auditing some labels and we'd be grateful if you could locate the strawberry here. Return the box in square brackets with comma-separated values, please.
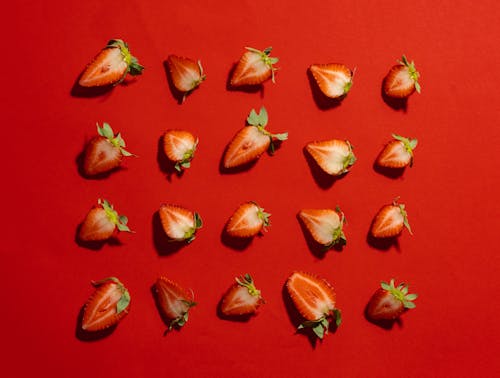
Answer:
[230, 46, 279, 86]
[220, 274, 264, 316]
[82, 122, 133, 176]
[370, 198, 412, 238]
[159, 204, 202, 243]
[305, 139, 356, 176]
[81, 277, 130, 331]
[376, 134, 418, 169]
[154, 277, 196, 332]
[163, 130, 198, 172]
[309, 63, 353, 99]
[286, 271, 341, 339]
[79, 39, 143, 87]
[166, 55, 206, 102]
[298, 207, 346, 248]
[383, 55, 421, 98]
[366, 279, 417, 321]
[78, 199, 132, 242]
[222, 107, 288, 169]
[225, 201, 270, 238]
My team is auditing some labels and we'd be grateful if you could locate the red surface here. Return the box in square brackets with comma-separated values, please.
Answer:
[2, 1, 500, 377]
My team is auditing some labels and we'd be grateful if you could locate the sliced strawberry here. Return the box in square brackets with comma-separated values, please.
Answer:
[383, 55, 421, 98]
[366, 279, 417, 321]
[298, 207, 346, 248]
[163, 130, 198, 171]
[154, 277, 196, 332]
[376, 134, 418, 168]
[220, 274, 264, 316]
[158, 204, 202, 243]
[370, 198, 412, 238]
[78, 198, 132, 242]
[167, 55, 206, 102]
[82, 277, 130, 331]
[222, 107, 288, 169]
[305, 139, 356, 176]
[79, 39, 143, 87]
[309, 63, 353, 99]
[286, 271, 341, 339]
[225, 201, 270, 238]
[230, 46, 279, 86]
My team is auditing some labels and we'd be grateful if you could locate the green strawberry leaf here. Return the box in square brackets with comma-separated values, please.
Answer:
[116, 288, 130, 314]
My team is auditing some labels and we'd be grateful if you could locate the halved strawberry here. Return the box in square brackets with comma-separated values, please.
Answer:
[154, 277, 196, 332]
[298, 207, 346, 248]
[366, 279, 417, 321]
[230, 46, 279, 86]
[220, 274, 264, 316]
[82, 277, 130, 331]
[225, 201, 270, 238]
[167, 55, 206, 102]
[82, 122, 134, 176]
[376, 134, 418, 169]
[305, 139, 356, 176]
[222, 107, 288, 169]
[158, 204, 202, 243]
[309, 63, 353, 99]
[163, 130, 198, 172]
[79, 39, 143, 87]
[78, 198, 132, 242]
[286, 271, 341, 339]
[383, 55, 421, 98]
[370, 198, 412, 238]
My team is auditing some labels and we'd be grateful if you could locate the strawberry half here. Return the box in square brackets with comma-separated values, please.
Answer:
[79, 39, 143, 87]
[383, 55, 421, 98]
[230, 46, 279, 86]
[298, 207, 346, 249]
[163, 130, 198, 172]
[82, 277, 131, 331]
[305, 139, 356, 176]
[222, 106, 288, 169]
[286, 271, 341, 339]
[225, 201, 270, 238]
[154, 277, 196, 332]
[82, 122, 133, 176]
[309, 63, 353, 99]
[220, 274, 264, 316]
[366, 279, 417, 321]
[78, 198, 132, 242]
[370, 198, 412, 238]
[159, 204, 202, 243]
[167, 55, 206, 102]
[376, 134, 418, 169]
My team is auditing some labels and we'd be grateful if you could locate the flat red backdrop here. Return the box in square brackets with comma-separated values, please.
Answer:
[2, 1, 499, 377]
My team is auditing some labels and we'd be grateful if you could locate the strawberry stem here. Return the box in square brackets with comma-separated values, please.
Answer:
[381, 279, 418, 309]
[98, 198, 132, 233]
[399, 55, 420, 94]
[235, 274, 262, 299]
[96, 122, 134, 157]
[245, 46, 279, 83]
[107, 39, 144, 79]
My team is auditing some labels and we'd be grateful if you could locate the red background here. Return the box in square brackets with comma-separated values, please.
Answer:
[2, 1, 500, 377]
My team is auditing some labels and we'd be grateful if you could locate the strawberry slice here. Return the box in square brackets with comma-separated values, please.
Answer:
[158, 204, 202, 243]
[167, 55, 206, 102]
[230, 46, 279, 86]
[82, 277, 131, 331]
[225, 201, 270, 238]
[298, 207, 346, 248]
[309, 63, 353, 99]
[383, 55, 421, 98]
[370, 198, 412, 238]
[286, 271, 341, 339]
[305, 139, 356, 176]
[220, 274, 264, 316]
[163, 130, 198, 172]
[222, 107, 288, 169]
[154, 277, 196, 332]
[78, 198, 132, 242]
[366, 279, 417, 321]
[79, 39, 143, 87]
[376, 134, 418, 169]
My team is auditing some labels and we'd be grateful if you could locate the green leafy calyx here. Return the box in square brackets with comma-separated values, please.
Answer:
[392, 197, 412, 235]
[247, 107, 288, 153]
[107, 39, 144, 79]
[245, 46, 279, 83]
[91, 277, 130, 314]
[392, 134, 418, 166]
[381, 279, 418, 309]
[97, 122, 134, 157]
[235, 274, 262, 298]
[297, 309, 341, 340]
[184, 212, 203, 243]
[98, 198, 132, 233]
[399, 55, 420, 94]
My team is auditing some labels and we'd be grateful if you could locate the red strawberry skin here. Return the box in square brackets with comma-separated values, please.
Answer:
[223, 126, 270, 168]
[158, 204, 202, 243]
[309, 63, 353, 99]
[154, 277, 196, 331]
[83, 136, 123, 176]
[79, 206, 116, 241]
[163, 130, 198, 171]
[230, 47, 278, 86]
[220, 274, 264, 316]
[167, 55, 205, 94]
[225, 202, 270, 238]
[370, 200, 412, 238]
[383, 56, 421, 98]
[366, 279, 418, 321]
[376, 134, 418, 169]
